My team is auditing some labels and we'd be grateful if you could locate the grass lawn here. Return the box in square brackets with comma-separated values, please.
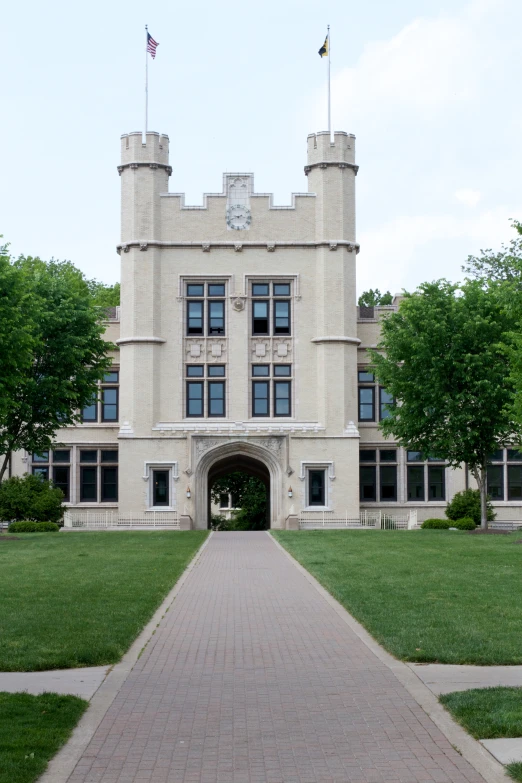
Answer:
[0, 692, 87, 783]
[272, 530, 522, 665]
[0, 531, 207, 672]
[440, 687, 522, 782]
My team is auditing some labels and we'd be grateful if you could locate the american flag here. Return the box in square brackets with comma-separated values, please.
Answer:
[147, 32, 159, 59]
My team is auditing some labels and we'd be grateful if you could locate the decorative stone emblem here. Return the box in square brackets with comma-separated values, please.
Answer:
[139, 243, 148, 252]
[185, 340, 204, 360]
[232, 298, 245, 311]
[267, 243, 275, 252]
[273, 339, 292, 360]
[329, 242, 338, 251]
[121, 244, 129, 253]
[234, 243, 243, 252]
[202, 243, 210, 252]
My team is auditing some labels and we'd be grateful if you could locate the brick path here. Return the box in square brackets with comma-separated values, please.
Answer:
[67, 532, 486, 783]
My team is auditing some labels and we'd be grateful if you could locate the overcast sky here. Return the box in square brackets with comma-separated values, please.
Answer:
[2, 0, 521, 295]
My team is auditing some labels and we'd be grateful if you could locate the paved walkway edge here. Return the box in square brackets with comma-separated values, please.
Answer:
[269, 532, 508, 783]
[38, 531, 213, 783]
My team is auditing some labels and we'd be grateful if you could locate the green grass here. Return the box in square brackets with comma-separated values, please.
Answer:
[440, 687, 522, 782]
[440, 687, 522, 738]
[0, 531, 207, 671]
[507, 762, 522, 781]
[0, 692, 87, 783]
[272, 530, 522, 665]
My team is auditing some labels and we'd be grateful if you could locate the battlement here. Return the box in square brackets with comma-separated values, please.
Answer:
[120, 131, 170, 166]
[307, 131, 356, 166]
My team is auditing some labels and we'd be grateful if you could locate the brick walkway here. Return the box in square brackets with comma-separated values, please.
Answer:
[68, 532, 486, 783]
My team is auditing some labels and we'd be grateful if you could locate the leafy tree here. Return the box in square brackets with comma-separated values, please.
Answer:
[463, 220, 522, 285]
[358, 289, 393, 307]
[88, 281, 120, 307]
[0, 252, 112, 481]
[210, 472, 268, 530]
[0, 474, 64, 523]
[370, 280, 518, 529]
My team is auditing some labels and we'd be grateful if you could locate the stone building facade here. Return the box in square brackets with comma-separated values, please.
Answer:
[10, 129, 522, 526]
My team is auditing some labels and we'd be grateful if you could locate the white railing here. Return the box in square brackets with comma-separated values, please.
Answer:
[63, 510, 179, 529]
[299, 510, 418, 530]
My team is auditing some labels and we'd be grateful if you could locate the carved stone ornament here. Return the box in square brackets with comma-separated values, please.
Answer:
[185, 340, 204, 360]
[202, 243, 210, 252]
[149, 163, 158, 169]
[234, 243, 243, 252]
[121, 244, 129, 253]
[251, 339, 270, 359]
[193, 435, 284, 464]
[272, 339, 292, 360]
[267, 243, 275, 252]
[207, 340, 226, 361]
[329, 242, 338, 251]
[232, 297, 245, 312]
[139, 243, 148, 252]
[130, 163, 139, 170]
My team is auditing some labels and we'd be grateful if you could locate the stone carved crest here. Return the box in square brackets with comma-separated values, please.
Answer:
[139, 243, 148, 252]
[202, 243, 210, 252]
[185, 339, 204, 360]
[194, 435, 284, 462]
[272, 339, 292, 361]
[251, 338, 270, 360]
[207, 340, 226, 362]
[232, 297, 245, 312]
[267, 243, 275, 252]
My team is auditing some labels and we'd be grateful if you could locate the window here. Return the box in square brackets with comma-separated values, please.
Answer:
[152, 470, 169, 506]
[186, 282, 226, 336]
[251, 281, 292, 336]
[308, 470, 326, 506]
[208, 381, 225, 416]
[80, 449, 118, 503]
[252, 301, 269, 334]
[359, 450, 397, 502]
[208, 301, 225, 335]
[358, 369, 393, 423]
[187, 301, 203, 335]
[31, 450, 71, 500]
[485, 448, 522, 501]
[185, 366, 227, 418]
[252, 381, 269, 416]
[358, 387, 375, 421]
[273, 301, 290, 335]
[186, 381, 204, 417]
[251, 365, 292, 417]
[81, 370, 119, 424]
[407, 452, 445, 502]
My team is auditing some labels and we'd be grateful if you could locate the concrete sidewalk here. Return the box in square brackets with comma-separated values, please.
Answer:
[0, 666, 110, 699]
[48, 532, 500, 782]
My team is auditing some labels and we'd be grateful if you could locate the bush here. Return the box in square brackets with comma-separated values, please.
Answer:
[9, 520, 60, 533]
[421, 518, 452, 529]
[446, 488, 495, 526]
[36, 521, 60, 532]
[453, 517, 476, 530]
[0, 474, 64, 524]
[9, 521, 39, 532]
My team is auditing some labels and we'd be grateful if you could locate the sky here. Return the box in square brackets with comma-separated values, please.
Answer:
[2, 0, 521, 296]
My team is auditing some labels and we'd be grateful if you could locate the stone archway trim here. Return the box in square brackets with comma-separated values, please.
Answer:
[194, 439, 284, 530]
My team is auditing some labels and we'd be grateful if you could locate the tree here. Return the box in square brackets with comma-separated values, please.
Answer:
[0, 253, 112, 481]
[210, 472, 268, 530]
[88, 281, 120, 307]
[358, 289, 393, 307]
[370, 280, 518, 529]
[0, 474, 65, 523]
[463, 220, 522, 285]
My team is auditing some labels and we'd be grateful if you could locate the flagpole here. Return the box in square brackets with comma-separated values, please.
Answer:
[145, 24, 148, 136]
[327, 24, 331, 139]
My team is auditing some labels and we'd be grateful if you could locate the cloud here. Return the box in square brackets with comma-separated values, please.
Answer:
[454, 189, 482, 207]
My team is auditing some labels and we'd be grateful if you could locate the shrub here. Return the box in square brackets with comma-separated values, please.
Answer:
[9, 520, 60, 533]
[36, 521, 60, 532]
[446, 488, 495, 526]
[0, 474, 64, 524]
[453, 517, 476, 530]
[421, 518, 452, 529]
[9, 521, 39, 532]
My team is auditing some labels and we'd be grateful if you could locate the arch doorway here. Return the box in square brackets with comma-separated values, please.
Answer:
[208, 454, 270, 530]
[194, 440, 283, 530]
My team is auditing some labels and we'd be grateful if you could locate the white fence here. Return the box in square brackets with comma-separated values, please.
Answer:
[299, 510, 418, 530]
[63, 510, 179, 529]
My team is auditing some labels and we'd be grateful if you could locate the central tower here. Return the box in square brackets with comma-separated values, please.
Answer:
[116, 129, 361, 528]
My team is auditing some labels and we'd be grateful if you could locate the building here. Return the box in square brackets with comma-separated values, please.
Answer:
[11, 129, 522, 527]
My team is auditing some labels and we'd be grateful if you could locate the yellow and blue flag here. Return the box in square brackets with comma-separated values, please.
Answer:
[318, 34, 328, 58]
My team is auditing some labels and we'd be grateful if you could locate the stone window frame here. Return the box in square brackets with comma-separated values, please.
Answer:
[185, 365, 227, 419]
[250, 280, 292, 338]
[359, 448, 398, 503]
[357, 368, 394, 423]
[299, 461, 335, 511]
[143, 461, 179, 511]
[78, 448, 119, 504]
[250, 364, 293, 419]
[80, 368, 120, 425]
[484, 448, 522, 503]
[31, 449, 71, 501]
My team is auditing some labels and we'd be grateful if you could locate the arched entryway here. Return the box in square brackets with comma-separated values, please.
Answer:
[208, 454, 270, 529]
[194, 440, 283, 530]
